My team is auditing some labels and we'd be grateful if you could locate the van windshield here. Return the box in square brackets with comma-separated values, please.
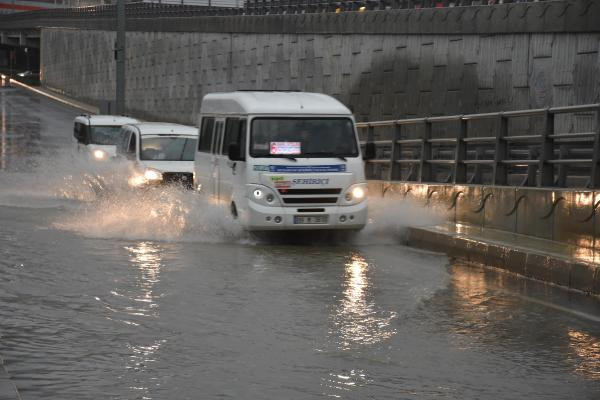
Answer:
[140, 136, 197, 161]
[250, 118, 358, 158]
[90, 125, 123, 145]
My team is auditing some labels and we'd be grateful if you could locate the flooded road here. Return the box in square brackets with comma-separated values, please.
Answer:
[1, 86, 599, 399]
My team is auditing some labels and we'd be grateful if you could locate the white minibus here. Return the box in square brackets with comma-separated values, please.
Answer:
[194, 91, 375, 230]
[117, 122, 198, 189]
[73, 115, 139, 161]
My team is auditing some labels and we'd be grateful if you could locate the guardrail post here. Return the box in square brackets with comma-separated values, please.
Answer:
[525, 148, 537, 187]
[591, 107, 600, 188]
[388, 123, 400, 181]
[493, 114, 508, 185]
[418, 120, 432, 182]
[471, 147, 483, 184]
[556, 145, 568, 187]
[538, 108, 554, 187]
[367, 124, 375, 179]
[453, 117, 467, 184]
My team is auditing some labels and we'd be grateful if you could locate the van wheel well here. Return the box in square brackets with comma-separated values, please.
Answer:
[230, 201, 238, 219]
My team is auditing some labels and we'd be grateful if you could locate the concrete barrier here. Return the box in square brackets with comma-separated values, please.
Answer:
[369, 181, 600, 250]
[368, 180, 600, 295]
[405, 224, 600, 296]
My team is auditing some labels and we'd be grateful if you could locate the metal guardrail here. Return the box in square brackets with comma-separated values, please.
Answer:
[0, 0, 548, 21]
[357, 104, 600, 188]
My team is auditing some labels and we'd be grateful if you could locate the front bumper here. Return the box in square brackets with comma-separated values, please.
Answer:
[245, 200, 367, 230]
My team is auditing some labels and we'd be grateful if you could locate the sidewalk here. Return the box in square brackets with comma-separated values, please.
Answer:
[406, 222, 600, 296]
[0, 357, 19, 400]
[1, 74, 98, 114]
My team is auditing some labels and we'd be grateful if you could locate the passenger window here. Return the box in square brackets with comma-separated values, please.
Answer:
[222, 118, 246, 155]
[212, 121, 224, 155]
[198, 117, 215, 152]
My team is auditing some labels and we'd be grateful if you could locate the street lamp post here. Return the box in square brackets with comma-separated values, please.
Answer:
[115, 0, 126, 115]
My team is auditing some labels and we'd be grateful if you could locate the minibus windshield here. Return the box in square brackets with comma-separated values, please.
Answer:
[140, 136, 197, 161]
[90, 125, 123, 145]
[250, 118, 358, 158]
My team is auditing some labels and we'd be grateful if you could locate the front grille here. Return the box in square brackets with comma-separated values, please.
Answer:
[162, 172, 193, 189]
[282, 197, 338, 204]
[278, 188, 342, 195]
[278, 187, 341, 206]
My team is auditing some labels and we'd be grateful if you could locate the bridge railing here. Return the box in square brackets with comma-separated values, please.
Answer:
[357, 104, 600, 189]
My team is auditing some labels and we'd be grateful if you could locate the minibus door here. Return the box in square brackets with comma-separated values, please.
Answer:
[220, 117, 246, 204]
[210, 119, 225, 200]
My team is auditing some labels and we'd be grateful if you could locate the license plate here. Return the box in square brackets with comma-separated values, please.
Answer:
[293, 215, 329, 224]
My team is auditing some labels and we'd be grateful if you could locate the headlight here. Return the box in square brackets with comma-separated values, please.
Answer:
[144, 169, 162, 181]
[351, 186, 365, 200]
[128, 174, 147, 187]
[247, 185, 279, 206]
[343, 183, 368, 205]
[93, 149, 107, 160]
[128, 169, 162, 187]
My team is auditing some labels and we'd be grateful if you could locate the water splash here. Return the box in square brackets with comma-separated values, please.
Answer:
[1, 147, 444, 244]
[357, 195, 447, 245]
[0, 148, 130, 208]
[54, 186, 249, 243]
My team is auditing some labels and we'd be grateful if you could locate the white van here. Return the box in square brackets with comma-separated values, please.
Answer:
[117, 122, 198, 189]
[194, 91, 375, 231]
[73, 115, 140, 161]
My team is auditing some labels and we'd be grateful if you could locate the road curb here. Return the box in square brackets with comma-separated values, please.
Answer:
[0, 356, 20, 400]
[406, 226, 600, 297]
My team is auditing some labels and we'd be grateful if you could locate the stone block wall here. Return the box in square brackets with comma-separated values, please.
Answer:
[41, 27, 600, 128]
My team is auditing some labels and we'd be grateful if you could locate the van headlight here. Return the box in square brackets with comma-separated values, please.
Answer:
[247, 184, 279, 206]
[144, 168, 162, 181]
[128, 168, 163, 187]
[343, 183, 368, 205]
[92, 149, 107, 160]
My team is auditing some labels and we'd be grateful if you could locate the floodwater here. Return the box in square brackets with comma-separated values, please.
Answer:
[1, 86, 599, 399]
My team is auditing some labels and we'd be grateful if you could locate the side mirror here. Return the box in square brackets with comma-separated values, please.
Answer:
[363, 142, 376, 160]
[228, 143, 245, 161]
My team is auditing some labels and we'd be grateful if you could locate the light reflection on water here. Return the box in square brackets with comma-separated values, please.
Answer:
[322, 253, 398, 396]
[125, 242, 163, 317]
[123, 242, 166, 399]
[568, 329, 600, 380]
[331, 253, 397, 350]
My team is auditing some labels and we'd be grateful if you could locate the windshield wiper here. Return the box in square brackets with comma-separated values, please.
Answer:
[304, 152, 347, 161]
[280, 156, 298, 162]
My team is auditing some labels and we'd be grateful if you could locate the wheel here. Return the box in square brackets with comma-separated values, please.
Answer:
[230, 201, 238, 219]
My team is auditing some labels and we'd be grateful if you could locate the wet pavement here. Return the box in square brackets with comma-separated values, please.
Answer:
[1, 86, 600, 399]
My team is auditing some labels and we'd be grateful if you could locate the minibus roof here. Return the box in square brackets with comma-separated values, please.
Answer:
[201, 91, 352, 116]
[128, 122, 199, 137]
[75, 115, 139, 126]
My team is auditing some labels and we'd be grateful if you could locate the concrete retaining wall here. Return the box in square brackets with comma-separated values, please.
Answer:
[39, 2, 600, 125]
